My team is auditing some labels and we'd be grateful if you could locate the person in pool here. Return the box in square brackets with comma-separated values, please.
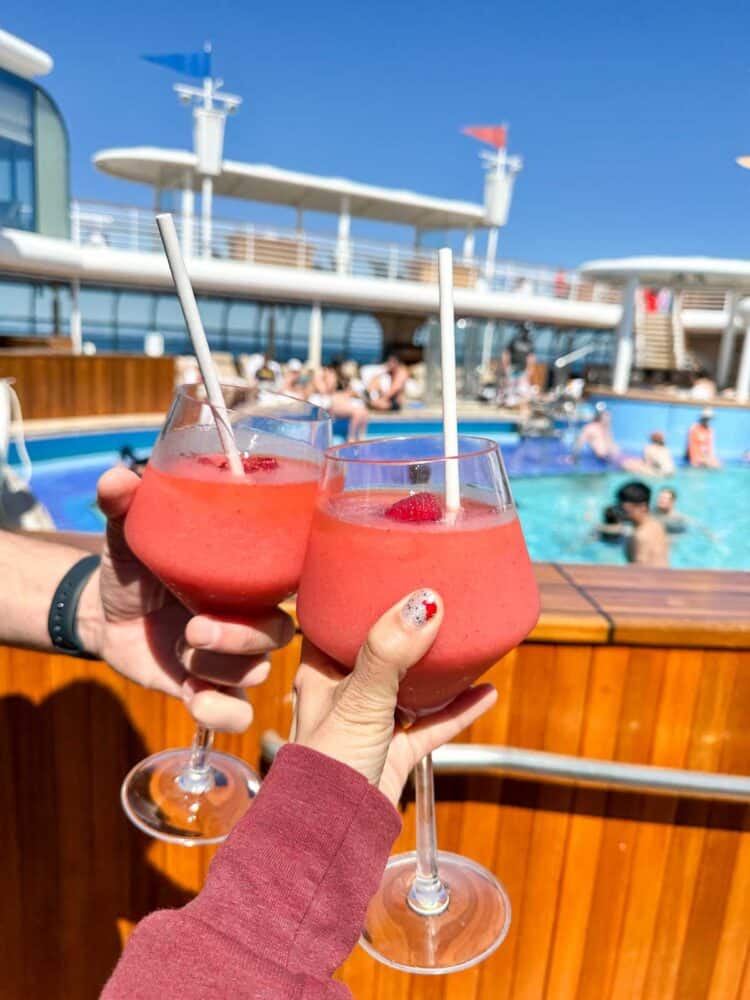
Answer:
[621, 430, 676, 477]
[119, 446, 149, 477]
[616, 480, 669, 567]
[572, 404, 620, 464]
[596, 504, 631, 545]
[687, 409, 721, 469]
[653, 487, 690, 534]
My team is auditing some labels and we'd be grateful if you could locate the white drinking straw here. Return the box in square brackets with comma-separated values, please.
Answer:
[438, 248, 460, 514]
[155, 213, 243, 475]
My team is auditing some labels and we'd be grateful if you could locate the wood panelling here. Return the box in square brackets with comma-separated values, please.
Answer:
[0, 352, 175, 419]
[2, 628, 750, 998]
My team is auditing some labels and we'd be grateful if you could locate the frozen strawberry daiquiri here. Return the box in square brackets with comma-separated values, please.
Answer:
[297, 434, 538, 975]
[126, 449, 319, 616]
[120, 383, 330, 846]
[297, 443, 539, 715]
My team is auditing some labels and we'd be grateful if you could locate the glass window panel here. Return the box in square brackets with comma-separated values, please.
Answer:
[196, 296, 226, 335]
[154, 294, 186, 332]
[34, 88, 70, 238]
[226, 301, 259, 332]
[80, 286, 116, 323]
[0, 280, 33, 323]
[116, 291, 154, 335]
[0, 72, 33, 145]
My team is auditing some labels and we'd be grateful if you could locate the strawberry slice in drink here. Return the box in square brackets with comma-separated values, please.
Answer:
[385, 493, 442, 523]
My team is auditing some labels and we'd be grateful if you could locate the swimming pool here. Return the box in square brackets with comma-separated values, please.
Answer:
[10, 423, 750, 570]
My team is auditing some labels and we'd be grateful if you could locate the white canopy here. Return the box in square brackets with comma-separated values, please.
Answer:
[580, 255, 750, 290]
[94, 147, 486, 230]
[0, 29, 52, 79]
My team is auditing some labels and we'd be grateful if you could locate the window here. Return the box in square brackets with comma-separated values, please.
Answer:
[0, 70, 34, 232]
[0, 69, 70, 237]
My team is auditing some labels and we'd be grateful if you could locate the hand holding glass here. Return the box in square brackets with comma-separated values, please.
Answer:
[121, 383, 330, 844]
[297, 435, 540, 972]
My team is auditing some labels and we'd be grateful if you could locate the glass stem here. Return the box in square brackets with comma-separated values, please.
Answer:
[407, 752, 450, 916]
[177, 726, 215, 794]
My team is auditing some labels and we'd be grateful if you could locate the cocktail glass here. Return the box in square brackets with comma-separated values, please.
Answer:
[121, 382, 330, 844]
[296, 435, 540, 973]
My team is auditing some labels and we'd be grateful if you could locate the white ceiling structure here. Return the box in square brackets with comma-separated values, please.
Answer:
[94, 147, 486, 230]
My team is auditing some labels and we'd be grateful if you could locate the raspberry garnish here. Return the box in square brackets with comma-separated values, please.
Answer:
[194, 454, 279, 473]
[241, 455, 279, 473]
[385, 493, 442, 523]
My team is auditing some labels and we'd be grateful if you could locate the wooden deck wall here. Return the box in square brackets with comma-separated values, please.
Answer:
[0, 352, 175, 419]
[2, 564, 749, 998]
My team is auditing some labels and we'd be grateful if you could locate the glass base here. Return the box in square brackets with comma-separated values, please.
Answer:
[360, 851, 511, 974]
[121, 748, 261, 845]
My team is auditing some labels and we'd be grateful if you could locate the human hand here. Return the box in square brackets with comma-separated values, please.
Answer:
[292, 590, 497, 806]
[77, 466, 294, 732]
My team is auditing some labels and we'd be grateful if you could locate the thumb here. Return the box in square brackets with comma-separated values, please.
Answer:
[338, 589, 443, 717]
[97, 466, 142, 561]
[97, 465, 141, 521]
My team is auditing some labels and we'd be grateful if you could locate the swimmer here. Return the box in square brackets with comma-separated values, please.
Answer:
[622, 431, 676, 477]
[119, 446, 149, 477]
[616, 481, 669, 567]
[653, 487, 689, 534]
[596, 505, 630, 545]
[572, 404, 620, 464]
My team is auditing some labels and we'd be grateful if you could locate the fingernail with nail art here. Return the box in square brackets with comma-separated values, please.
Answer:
[401, 589, 440, 628]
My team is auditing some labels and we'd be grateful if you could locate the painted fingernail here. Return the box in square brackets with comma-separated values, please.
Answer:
[401, 589, 439, 628]
[190, 618, 220, 648]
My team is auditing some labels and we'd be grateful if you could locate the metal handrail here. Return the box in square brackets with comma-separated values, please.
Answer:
[69, 198, 621, 304]
[260, 730, 750, 803]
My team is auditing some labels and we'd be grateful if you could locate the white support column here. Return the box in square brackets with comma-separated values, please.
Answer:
[484, 226, 499, 280]
[308, 303, 323, 369]
[480, 321, 495, 372]
[295, 207, 305, 268]
[717, 291, 739, 389]
[462, 229, 476, 261]
[736, 324, 750, 403]
[201, 176, 213, 258]
[181, 174, 195, 259]
[612, 276, 638, 394]
[671, 290, 686, 369]
[336, 197, 350, 274]
[70, 279, 82, 356]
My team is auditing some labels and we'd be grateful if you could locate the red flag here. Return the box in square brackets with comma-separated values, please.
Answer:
[462, 124, 507, 149]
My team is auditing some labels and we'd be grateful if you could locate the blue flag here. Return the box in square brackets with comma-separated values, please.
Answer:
[142, 50, 212, 79]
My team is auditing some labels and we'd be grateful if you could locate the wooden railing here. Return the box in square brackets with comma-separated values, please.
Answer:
[0, 352, 175, 419]
[1, 563, 749, 998]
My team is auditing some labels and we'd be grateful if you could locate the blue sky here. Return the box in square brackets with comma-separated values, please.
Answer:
[5, 0, 750, 265]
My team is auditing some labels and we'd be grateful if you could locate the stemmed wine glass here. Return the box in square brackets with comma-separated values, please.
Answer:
[121, 382, 330, 845]
[296, 435, 540, 972]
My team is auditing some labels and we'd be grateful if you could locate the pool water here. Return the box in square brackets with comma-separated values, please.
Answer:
[13, 425, 750, 571]
[513, 466, 750, 570]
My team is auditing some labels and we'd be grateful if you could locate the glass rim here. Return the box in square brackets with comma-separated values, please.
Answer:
[323, 434, 501, 466]
[172, 381, 331, 424]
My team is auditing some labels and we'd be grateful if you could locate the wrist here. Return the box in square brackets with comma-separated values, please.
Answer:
[75, 569, 105, 659]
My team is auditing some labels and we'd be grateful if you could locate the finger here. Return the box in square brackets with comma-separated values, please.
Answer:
[340, 589, 443, 715]
[97, 466, 142, 562]
[185, 611, 295, 655]
[183, 678, 254, 733]
[405, 684, 498, 761]
[97, 464, 142, 520]
[179, 644, 272, 688]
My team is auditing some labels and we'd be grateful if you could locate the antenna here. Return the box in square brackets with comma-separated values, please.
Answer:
[171, 49, 243, 258]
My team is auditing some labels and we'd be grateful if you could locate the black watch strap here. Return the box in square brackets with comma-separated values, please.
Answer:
[48, 554, 101, 659]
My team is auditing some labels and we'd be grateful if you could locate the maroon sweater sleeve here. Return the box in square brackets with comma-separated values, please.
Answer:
[102, 745, 401, 999]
